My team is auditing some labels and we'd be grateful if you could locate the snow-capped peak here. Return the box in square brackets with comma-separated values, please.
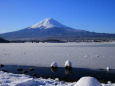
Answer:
[29, 18, 68, 29]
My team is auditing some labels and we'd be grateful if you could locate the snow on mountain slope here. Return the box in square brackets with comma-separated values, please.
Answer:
[29, 18, 69, 29]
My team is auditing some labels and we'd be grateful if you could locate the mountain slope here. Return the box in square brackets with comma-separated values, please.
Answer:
[0, 18, 115, 40]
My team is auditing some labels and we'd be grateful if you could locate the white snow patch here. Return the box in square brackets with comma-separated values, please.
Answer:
[0, 71, 69, 86]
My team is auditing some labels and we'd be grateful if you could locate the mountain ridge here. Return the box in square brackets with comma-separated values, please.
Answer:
[0, 18, 115, 41]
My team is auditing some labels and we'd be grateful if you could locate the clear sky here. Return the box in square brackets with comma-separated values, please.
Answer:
[0, 0, 115, 33]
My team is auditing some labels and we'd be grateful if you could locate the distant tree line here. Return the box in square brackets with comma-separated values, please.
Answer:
[10, 39, 65, 43]
[1, 37, 115, 43]
[42, 39, 65, 43]
[0, 37, 9, 43]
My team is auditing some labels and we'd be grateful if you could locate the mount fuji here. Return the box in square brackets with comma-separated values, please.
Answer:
[0, 18, 115, 40]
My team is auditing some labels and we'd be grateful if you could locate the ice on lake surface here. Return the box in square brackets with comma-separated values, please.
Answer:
[0, 42, 115, 69]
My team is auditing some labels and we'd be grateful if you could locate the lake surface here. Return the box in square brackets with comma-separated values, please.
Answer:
[0, 42, 115, 69]
[0, 65, 115, 83]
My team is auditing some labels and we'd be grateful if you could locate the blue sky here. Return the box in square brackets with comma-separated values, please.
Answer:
[0, 0, 115, 33]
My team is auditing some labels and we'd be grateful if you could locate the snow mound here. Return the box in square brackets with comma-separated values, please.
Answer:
[65, 60, 72, 67]
[51, 62, 58, 67]
[74, 76, 102, 86]
[29, 18, 68, 29]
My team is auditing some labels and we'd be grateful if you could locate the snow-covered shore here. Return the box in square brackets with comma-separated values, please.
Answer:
[0, 71, 74, 86]
[0, 71, 115, 86]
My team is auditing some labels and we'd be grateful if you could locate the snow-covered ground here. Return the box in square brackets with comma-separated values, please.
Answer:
[0, 42, 115, 69]
[0, 71, 114, 86]
[0, 71, 71, 86]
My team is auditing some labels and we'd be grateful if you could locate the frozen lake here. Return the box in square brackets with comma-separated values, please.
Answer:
[0, 42, 115, 69]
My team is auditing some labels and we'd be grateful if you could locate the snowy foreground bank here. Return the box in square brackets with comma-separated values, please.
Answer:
[0, 71, 114, 86]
